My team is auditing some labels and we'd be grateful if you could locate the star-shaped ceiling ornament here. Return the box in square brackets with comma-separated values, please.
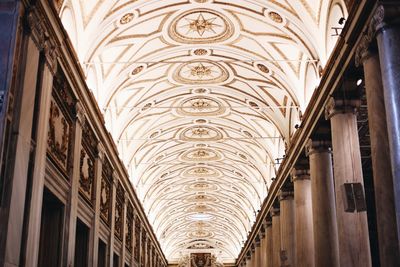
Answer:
[185, 63, 216, 79]
[182, 13, 222, 36]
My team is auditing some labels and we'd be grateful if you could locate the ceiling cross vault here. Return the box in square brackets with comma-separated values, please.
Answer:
[59, 0, 347, 263]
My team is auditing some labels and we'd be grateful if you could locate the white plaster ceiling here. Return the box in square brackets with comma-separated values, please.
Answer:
[59, 0, 347, 263]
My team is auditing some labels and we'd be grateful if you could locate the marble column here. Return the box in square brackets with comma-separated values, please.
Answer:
[245, 254, 251, 267]
[325, 98, 372, 267]
[292, 169, 315, 267]
[64, 104, 84, 267]
[356, 39, 400, 265]
[372, 3, 400, 246]
[265, 219, 273, 267]
[259, 229, 266, 266]
[271, 208, 281, 267]
[254, 240, 261, 267]
[279, 190, 295, 267]
[306, 139, 339, 267]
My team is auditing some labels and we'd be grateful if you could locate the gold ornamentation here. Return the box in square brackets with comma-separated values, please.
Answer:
[257, 63, 270, 73]
[132, 65, 144, 75]
[177, 96, 226, 117]
[180, 148, 222, 162]
[174, 61, 229, 84]
[120, 13, 134, 24]
[169, 9, 234, 44]
[268, 11, 283, 23]
[193, 48, 208, 55]
[180, 125, 223, 142]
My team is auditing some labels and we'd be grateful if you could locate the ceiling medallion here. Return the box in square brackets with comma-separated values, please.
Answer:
[195, 119, 207, 124]
[131, 65, 144, 75]
[120, 13, 134, 25]
[193, 88, 208, 94]
[177, 96, 226, 117]
[193, 48, 208, 56]
[256, 63, 270, 74]
[182, 166, 220, 178]
[180, 125, 223, 142]
[169, 9, 234, 44]
[180, 148, 222, 162]
[173, 61, 229, 84]
[268, 11, 283, 23]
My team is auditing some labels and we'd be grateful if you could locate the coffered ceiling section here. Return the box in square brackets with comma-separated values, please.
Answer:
[60, 0, 346, 263]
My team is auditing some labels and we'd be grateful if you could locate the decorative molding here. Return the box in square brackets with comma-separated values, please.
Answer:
[26, 8, 59, 74]
[271, 207, 280, 217]
[324, 97, 360, 119]
[305, 139, 332, 156]
[369, 4, 400, 36]
[291, 168, 310, 181]
[279, 190, 294, 201]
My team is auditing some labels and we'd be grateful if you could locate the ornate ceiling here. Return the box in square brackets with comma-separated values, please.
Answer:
[59, 0, 346, 263]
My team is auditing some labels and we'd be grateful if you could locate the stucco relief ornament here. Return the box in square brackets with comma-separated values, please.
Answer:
[120, 13, 134, 24]
[173, 61, 229, 84]
[169, 9, 234, 44]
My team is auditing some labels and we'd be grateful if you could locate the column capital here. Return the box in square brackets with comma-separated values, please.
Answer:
[355, 33, 376, 67]
[279, 190, 294, 201]
[325, 97, 360, 119]
[271, 207, 280, 217]
[305, 139, 332, 156]
[265, 217, 272, 227]
[369, 3, 400, 35]
[112, 171, 119, 186]
[97, 143, 105, 161]
[75, 102, 86, 124]
[291, 168, 310, 181]
[26, 7, 59, 74]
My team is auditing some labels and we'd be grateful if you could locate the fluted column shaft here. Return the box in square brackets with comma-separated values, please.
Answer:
[326, 98, 372, 267]
[292, 169, 315, 267]
[306, 140, 339, 267]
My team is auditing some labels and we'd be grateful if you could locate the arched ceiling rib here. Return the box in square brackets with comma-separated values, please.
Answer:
[60, 0, 347, 263]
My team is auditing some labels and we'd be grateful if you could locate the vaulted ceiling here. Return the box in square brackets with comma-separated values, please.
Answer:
[59, 0, 346, 263]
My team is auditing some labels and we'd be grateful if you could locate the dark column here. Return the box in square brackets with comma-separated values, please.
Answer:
[371, 3, 400, 246]
[356, 36, 400, 265]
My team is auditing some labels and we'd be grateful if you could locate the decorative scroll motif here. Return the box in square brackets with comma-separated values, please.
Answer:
[114, 182, 124, 240]
[134, 218, 141, 262]
[126, 203, 134, 252]
[100, 159, 112, 225]
[47, 69, 75, 176]
[79, 147, 95, 202]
